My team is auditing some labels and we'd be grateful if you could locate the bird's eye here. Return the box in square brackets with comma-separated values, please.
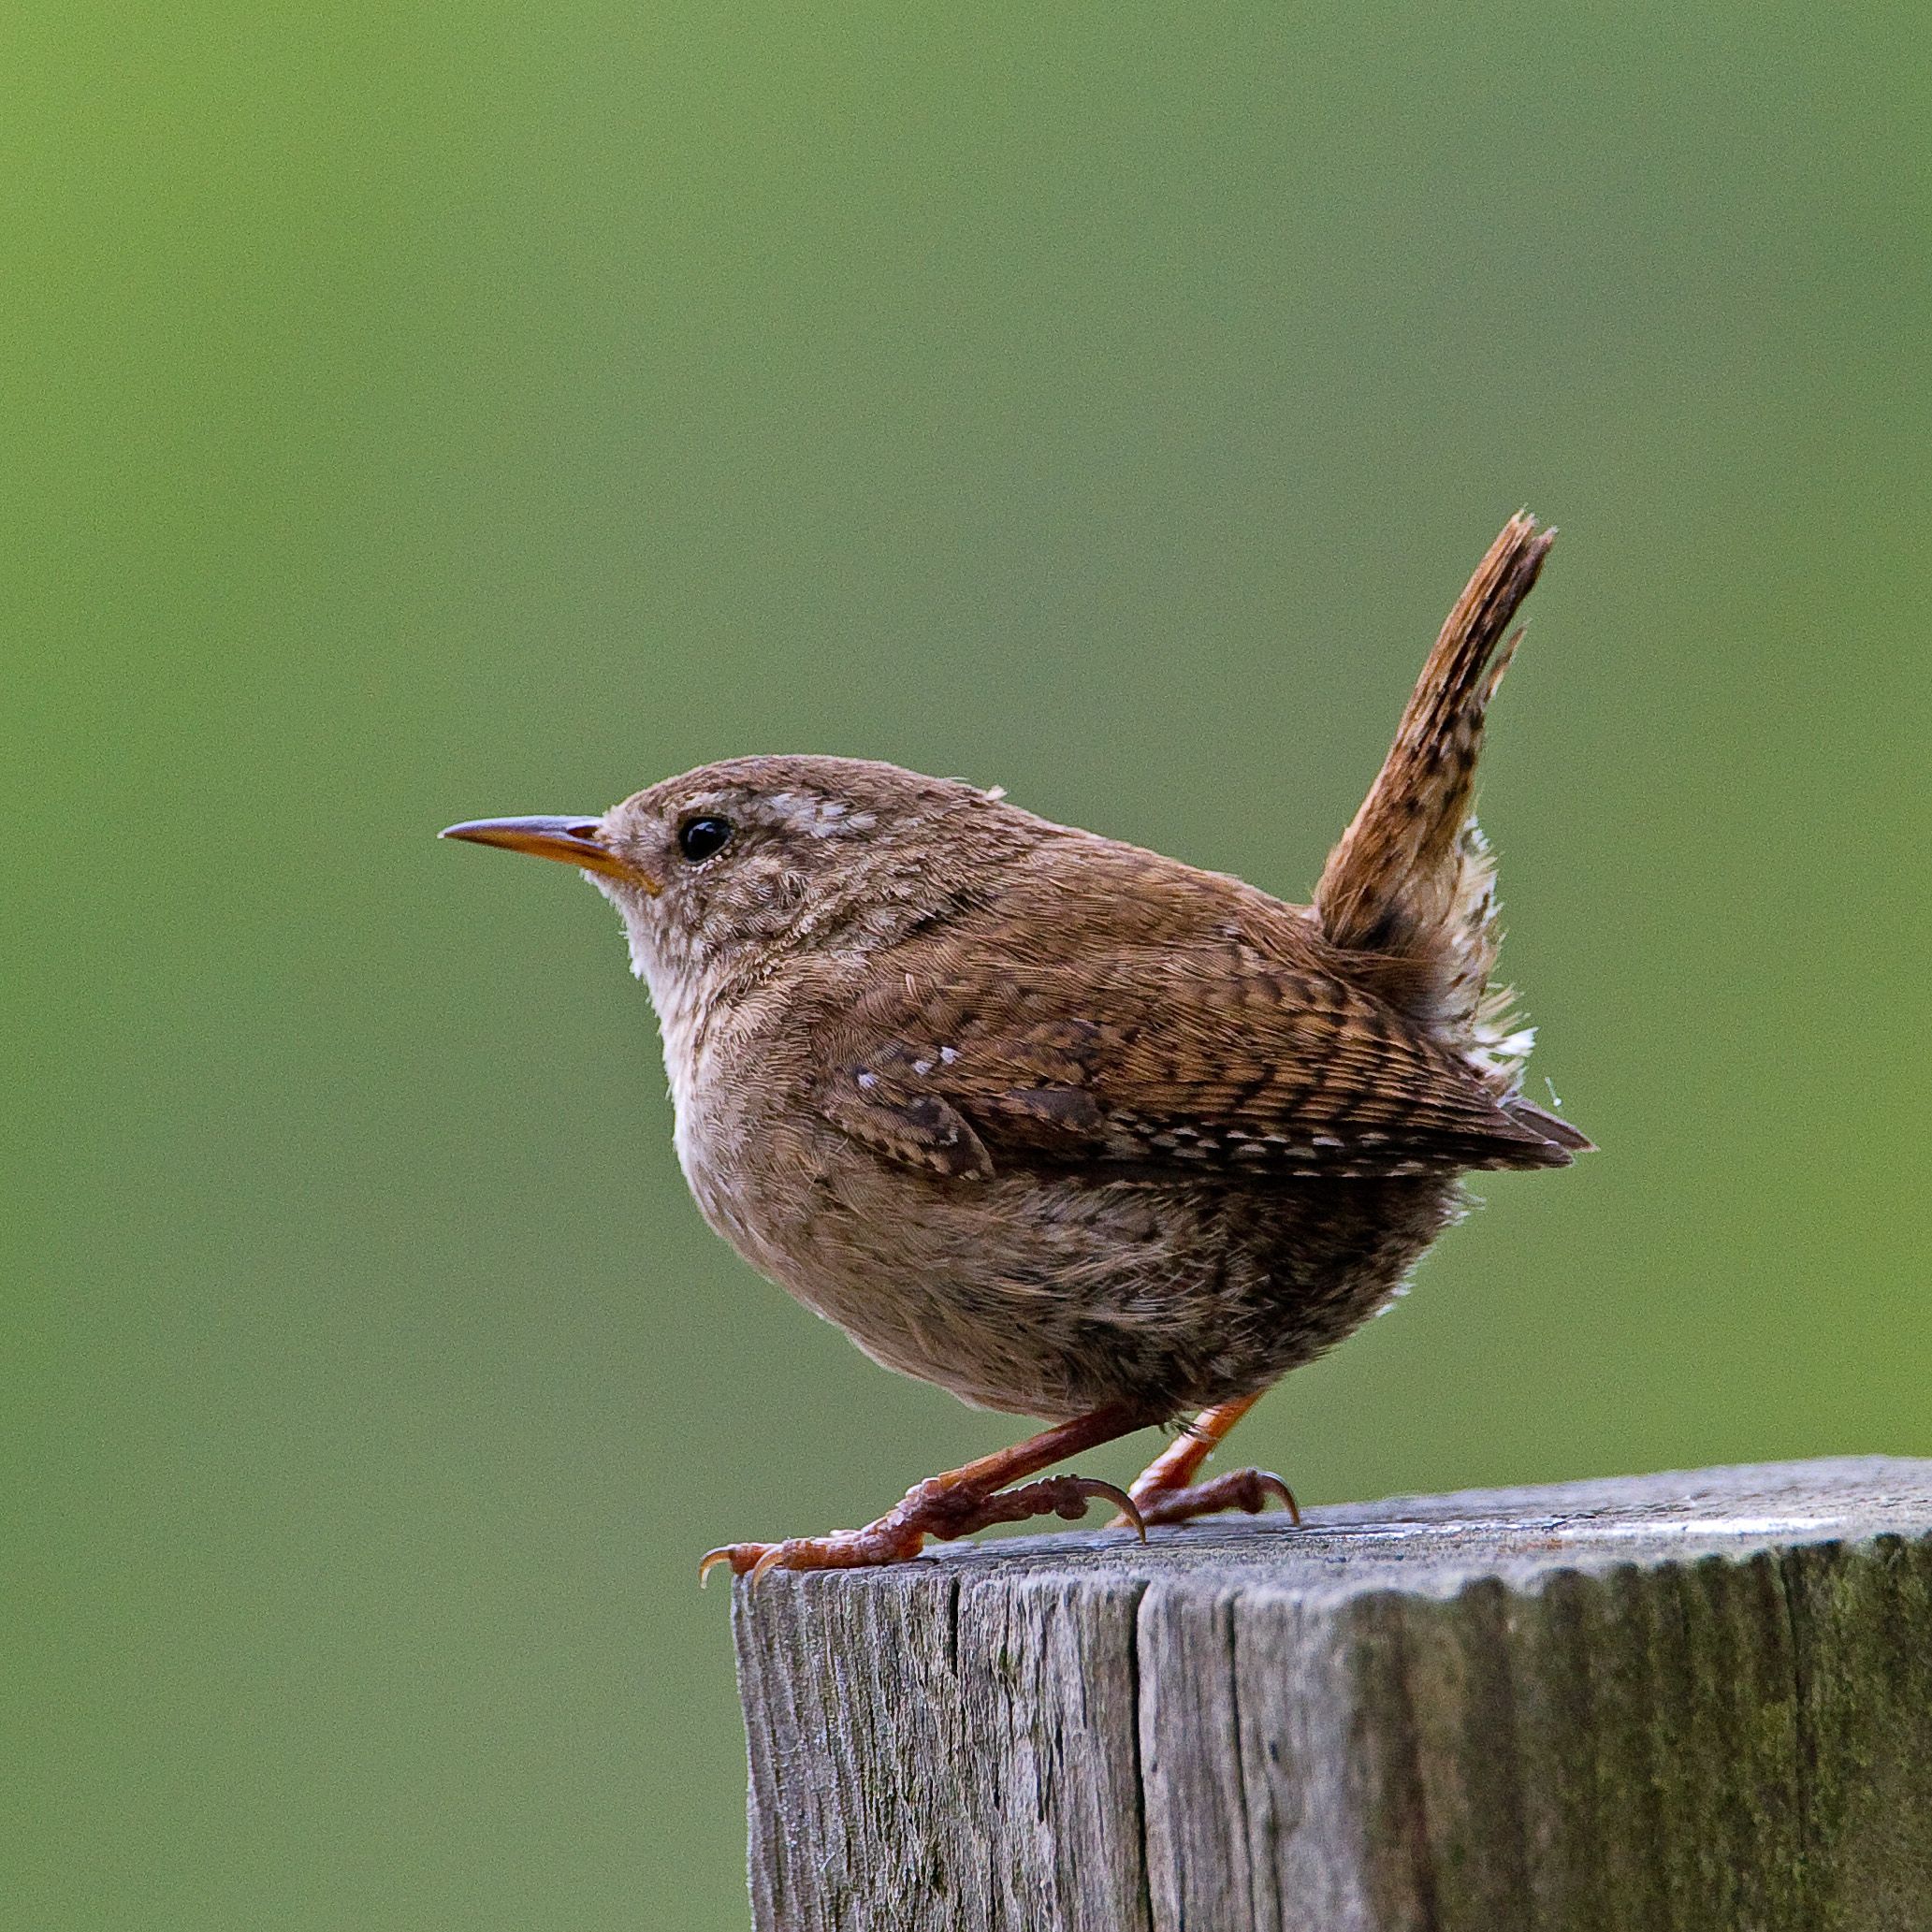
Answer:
[676, 816, 734, 864]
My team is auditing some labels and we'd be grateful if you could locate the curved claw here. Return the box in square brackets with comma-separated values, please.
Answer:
[1071, 1476, 1146, 1543]
[699, 1545, 756, 1586]
[1257, 1472, 1301, 1526]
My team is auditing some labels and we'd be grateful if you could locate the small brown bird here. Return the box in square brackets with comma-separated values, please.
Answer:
[443, 514, 1588, 1578]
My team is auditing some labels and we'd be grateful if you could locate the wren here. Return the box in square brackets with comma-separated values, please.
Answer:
[443, 514, 1589, 1577]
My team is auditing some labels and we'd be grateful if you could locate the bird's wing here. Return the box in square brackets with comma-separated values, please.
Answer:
[811, 948, 1581, 1183]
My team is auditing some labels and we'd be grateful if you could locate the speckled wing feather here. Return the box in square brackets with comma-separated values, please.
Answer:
[813, 947, 1578, 1184]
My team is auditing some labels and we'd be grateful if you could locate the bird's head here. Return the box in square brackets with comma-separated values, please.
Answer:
[443, 754, 1043, 1011]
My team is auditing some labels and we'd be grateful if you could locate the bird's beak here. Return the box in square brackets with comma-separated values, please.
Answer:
[439, 816, 661, 893]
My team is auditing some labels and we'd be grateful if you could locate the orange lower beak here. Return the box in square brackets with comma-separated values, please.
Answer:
[439, 816, 660, 893]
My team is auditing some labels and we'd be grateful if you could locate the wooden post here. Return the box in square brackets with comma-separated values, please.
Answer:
[730, 1459, 1932, 1930]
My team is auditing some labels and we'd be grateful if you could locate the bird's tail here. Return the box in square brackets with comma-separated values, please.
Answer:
[1315, 513, 1555, 1086]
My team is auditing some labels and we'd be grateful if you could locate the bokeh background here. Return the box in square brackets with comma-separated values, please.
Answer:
[7, 5, 1929, 1926]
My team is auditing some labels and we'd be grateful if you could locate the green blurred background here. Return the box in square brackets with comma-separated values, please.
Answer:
[7, 4, 1928, 1925]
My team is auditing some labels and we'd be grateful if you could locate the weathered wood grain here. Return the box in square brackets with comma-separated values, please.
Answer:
[732, 1459, 1932, 1931]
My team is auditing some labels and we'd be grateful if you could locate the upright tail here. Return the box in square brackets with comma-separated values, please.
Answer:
[1315, 513, 1558, 1095]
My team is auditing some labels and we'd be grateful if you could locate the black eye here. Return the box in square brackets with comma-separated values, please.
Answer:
[676, 815, 734, 864]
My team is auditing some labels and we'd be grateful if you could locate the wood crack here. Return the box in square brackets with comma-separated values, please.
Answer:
[1777, 1548, 1818, 1925]
[1122, 1578, 1157, 1932]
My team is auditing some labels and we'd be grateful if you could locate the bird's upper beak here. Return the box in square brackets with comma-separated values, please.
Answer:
[439, 816, 661, 893]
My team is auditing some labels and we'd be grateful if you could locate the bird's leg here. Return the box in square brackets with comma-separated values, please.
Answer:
[1111, 1391, 1300, 1529]
[701, 1401, 1159, 1582]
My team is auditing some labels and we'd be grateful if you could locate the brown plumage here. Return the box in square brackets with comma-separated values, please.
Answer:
[443, 513, 1589, 1575]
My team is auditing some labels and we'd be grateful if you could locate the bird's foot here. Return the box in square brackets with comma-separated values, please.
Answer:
[1121, 1465, 1300, 1530]
[700, 1470, 1146, 1583]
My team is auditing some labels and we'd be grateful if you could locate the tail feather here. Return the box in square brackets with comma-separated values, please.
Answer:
[1315, 513, 1555, 1078]
[1503, 1096, 1595, 1155]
